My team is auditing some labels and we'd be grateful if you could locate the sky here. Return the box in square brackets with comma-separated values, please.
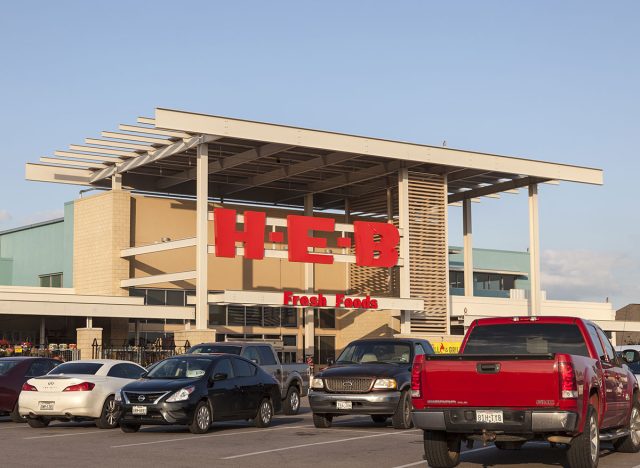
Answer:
[0, 1, 638, 307]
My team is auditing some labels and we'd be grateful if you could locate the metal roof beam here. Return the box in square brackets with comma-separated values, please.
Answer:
[101, 131, 173, 146]
[90, 134, 221, 183]
[448, 176, 544, 203]
[68, 145, 137, 158]
[85, 138, 155, 152]
[54, 151, 121, 163]
[40, 157, 106, 169]
[118, 124, 192, 139]
[225, 151, 358, 196]
[156, 142, 294, 190]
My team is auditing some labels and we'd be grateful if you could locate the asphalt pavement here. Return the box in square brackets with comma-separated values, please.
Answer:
[1, 401, 639, 468]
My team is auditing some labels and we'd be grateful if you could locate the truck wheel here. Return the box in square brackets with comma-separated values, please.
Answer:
[27, 417, 50, 428]
[392, 390, 413, 429]
[613, 398, 640, 453]
[312, 413, 332, 428]
[423, 430, 461, 468]
[283, 386, 300, 415]
[567, 404, 599, 468]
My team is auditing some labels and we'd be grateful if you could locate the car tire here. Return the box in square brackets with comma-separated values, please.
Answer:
[567, 404, 599, 468]
[312, 413, 332, 428]
[95, 395, 120, 429]
[371, 415, 388, 424]
[283, 386, 301, 415]
[392, 389, 413, 430]
[495, 441, 524, 450]
[254, 398, 274, 428]
[613, 397, 640, 453]
[27, 417, 50, 428]
[120, 422, 141, 433]
[10, 403, 26, 423]
[423, 430, 461, 468]
[189, 401, 212, 434]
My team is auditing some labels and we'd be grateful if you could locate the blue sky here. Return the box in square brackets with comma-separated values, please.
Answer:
[0, 1, 638, 306]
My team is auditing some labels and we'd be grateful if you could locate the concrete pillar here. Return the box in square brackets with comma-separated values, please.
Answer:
[76, 327, 103, 360]
[398, 168, 411, 334]
[195, 142, 209, 330]
[463, 198, 473, 297]
[304, 193, 315, 359]
[39, 317, 46, 347]
[528, 184, 541, 316]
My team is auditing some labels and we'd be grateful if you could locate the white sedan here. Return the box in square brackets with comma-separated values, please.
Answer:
[19, 359, 145, 429]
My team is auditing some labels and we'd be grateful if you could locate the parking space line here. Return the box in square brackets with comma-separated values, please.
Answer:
[221, 430, 414, 460]
[112, 424, 309, 448]
[25, 431, 102, 440]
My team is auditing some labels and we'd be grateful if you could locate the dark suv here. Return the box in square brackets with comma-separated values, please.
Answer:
[309, 338, 434, 429]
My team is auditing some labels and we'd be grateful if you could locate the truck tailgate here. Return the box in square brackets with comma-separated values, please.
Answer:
[421, 355, 560, 408]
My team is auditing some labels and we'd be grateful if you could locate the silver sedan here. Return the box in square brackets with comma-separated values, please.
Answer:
[19, 359, 145, 429]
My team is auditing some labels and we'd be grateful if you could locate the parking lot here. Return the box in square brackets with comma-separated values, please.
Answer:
[0, 400, 638, 468]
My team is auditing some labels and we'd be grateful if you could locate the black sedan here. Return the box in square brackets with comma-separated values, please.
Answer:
[117, 354, 281, 434]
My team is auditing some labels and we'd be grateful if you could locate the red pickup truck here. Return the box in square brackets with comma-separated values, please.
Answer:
[411, 316, 640, 468]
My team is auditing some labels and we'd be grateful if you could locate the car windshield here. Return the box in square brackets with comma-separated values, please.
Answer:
[337, 342, 411, 365]
[146, 358, 212, 379]
[463, 323, 590, 356]
[48, 362, 104, 375]
[188, 345, 242, 355]
[0, 360, 20, 376]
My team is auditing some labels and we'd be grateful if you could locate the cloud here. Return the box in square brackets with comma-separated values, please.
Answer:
[0, 210, 11, 223]
[541, 249, 640, 308]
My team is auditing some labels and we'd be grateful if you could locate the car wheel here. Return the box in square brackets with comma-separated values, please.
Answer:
[392, 390, 413, 430]
[27, 417, 50, 428]
[120, 422, 141, 433]
[423, 431, 461, 468]
[255, 398, 274, 428]
[371, 415, 388, 424]
[95, 395, 120, 429]
[312, 413, 332, 428]
[283, 386, 300, 415]
[613, 397, 640, 453]
[567, 404, 599, 468]
[189, 401, 211, 434]
[10, 403, 26, 423]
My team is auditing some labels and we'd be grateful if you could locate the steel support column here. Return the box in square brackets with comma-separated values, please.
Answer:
[528, 184, 541, 315]
[304, 193, 315, 359]
[463, 198, 473, 297]
[398, 168, 411, 334]
[195, 143, 209, 329]
[39, 317, 46, 346]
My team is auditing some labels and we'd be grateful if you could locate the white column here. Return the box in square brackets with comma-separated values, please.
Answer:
[195, 143, 209, 329]
[463, 198, 473, 297]
[304, 193, 315, 358]
[444, 174, 452, 335]
[398, 168, 411, 334]
[528, 184, 541, 316]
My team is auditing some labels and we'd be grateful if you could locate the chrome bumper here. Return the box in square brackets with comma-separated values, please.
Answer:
[309, 390, 400, 414]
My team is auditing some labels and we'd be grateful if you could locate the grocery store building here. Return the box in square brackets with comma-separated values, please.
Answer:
[0, 108, 626, 360]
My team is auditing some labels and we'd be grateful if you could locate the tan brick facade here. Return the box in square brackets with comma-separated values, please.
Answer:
[76, 327, 102, 360]
[74, 191, 131, 296]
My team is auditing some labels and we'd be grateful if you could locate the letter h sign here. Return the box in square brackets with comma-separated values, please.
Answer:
[212, 208, 400, 268]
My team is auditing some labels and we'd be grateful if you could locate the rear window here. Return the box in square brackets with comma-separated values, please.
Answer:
[463, 323, 590, 357]
[48, 362, 104, 375]
[188, 345, 242, 355]
[0, 360, 20, 375]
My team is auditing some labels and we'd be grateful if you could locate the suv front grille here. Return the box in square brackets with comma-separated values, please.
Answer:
[325, 377, 374, 393]
[124, 391, 167, 404]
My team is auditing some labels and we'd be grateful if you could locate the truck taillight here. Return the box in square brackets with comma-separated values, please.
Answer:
[411, 354, 425, 398]
[22, 383, 37, 391]
[63, 382, 95, 392]
[558, 354, 578, 399]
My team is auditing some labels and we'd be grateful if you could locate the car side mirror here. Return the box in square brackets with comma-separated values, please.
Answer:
[140, 371, 148, 379]
[213, 372, 227, 381]
[622, 350, 640, 364]
[327, 358, 335, 366]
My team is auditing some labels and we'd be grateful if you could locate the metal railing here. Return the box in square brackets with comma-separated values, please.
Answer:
[0, 347, 80, 361]
[92, 338, 191, 367]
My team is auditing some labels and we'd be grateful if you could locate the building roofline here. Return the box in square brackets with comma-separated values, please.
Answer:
[0, 218, 64, 237]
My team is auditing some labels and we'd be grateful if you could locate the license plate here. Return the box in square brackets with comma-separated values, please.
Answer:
[132, 406, 147, 415]
[38, 401, 54, 411]
[476, 410, 503, 424]
[336, 401, 352, 410]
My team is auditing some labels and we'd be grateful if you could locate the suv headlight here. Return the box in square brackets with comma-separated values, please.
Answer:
[311, 377, 324, 389]
[114, 392, 122, 402]
[166, 385, 195, 402]
[373, 378, 397, 389]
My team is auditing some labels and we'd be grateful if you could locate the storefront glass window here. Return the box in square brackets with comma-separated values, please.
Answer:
[263, 307, 281, 327]
[228, 306, 245, 326]
[209, 305, 227, 326]
[245, 307, 262, 326]
[281, 308, 297, 327]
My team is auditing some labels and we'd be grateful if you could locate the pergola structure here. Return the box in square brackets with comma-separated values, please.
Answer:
[26, 108, 603, 337]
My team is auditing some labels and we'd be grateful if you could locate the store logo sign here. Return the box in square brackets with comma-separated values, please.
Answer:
[213, 208, 400, 267]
